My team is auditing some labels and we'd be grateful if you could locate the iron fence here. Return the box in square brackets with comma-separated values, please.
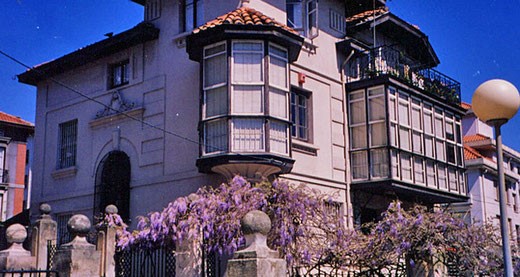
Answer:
[115, 247, 176, 277]
[347, 46, 461, 105]
[46, 240, 58, 271]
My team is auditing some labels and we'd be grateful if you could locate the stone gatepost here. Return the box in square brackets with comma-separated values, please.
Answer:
[55, 214, 100, 277]
[97, 205, 118, 277]
[31, 203, 57, 269]
[225, 210, 287, 277]
[0, 224, 36, 270]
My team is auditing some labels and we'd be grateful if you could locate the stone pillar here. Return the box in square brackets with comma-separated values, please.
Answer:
[97, 205, 118, 277]
[0, 224, 36, 270]
[55, 214, 100, 277]
[31, 203, 57, 269]
[224, 210, 287, 277]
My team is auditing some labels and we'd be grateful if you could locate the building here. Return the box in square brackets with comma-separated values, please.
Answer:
[18, 0, 467, 235]
[461, 102, 520, 240]
[0, 111, 34, 221]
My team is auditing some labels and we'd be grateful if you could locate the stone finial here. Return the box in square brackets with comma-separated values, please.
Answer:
[6, 224, 27, 245]
[67, 214, 91, 238]
[39, 203, 52, 219]
[241, 210, 271, 236]
[105, 205, 118, 215]
[240, 210, 272, 250]
[225, 210, 286, 277]
[0, 224, 35, 270]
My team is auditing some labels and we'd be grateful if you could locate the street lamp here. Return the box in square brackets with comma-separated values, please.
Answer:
[472, 79, 520, 277]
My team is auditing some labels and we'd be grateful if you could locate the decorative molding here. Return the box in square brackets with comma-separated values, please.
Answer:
[95, 90, 137, 119]
[89, 107, 144, 129]
[51, 166, 77, 180]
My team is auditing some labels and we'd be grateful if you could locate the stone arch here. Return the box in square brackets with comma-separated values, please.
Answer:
[93, 151, 131, 222]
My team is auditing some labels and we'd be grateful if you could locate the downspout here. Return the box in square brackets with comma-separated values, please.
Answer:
[341, 49, 355, 228]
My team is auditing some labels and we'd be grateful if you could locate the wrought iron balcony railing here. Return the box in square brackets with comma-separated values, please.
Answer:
[347, 46, 461, 105]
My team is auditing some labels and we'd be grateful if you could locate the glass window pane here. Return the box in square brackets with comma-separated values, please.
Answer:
[436, 139, 445, 161]
[286, 1, 303, 29]
[399, 127, 410, 150]
[412, 107, 421, 130]
[391, 150, 399, 178]
[438, 164, 447, 189]
[371, 149, 388, 178]
[424, 112, 433, 134]
[270, 121, 288, 154]
[204, 52, 227, 87]
[350, 100, 366, 124]
[370, 122, 387, 147]
[414, 157, 424, 184]
[204, 119, 228, 153]
[269, 89, 287, 119]
[426, 160, 435, 187]
[232, 86, 263, 114]
[269, 56, 288, 88]
[425, 135, 434, 158]
[435, 116, 444, 137]
[351, 125, 367, 149]
[398, 102, 409, 125]
[401, 153, 412, 181]
[369, 96, 385, 121]
[389, 98, 396, 121]
[205, 86, 227, 118]
[352, 151, 368, 180]
[232, 119, 264, 151]
[412, 131, 422, 154]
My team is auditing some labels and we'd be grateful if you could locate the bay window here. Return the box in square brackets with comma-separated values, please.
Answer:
[201, 41, 290, 156]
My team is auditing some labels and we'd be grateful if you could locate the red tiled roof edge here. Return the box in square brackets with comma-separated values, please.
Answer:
[464, 145, 484, 160]
[0, 111, 33, 127]
[460, 102, 471, 110]
[463, 134, 490, 143]
[193, 7, 299, 35]
[346, 6, 389, 24]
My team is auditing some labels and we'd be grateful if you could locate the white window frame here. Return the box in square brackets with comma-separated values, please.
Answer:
[203, 42, 228, 119]
[231, 40, 265, 115]
[286, 0, 319, 38]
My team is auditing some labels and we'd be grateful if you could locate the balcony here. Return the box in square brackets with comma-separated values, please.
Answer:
[347, 46, 461, 105]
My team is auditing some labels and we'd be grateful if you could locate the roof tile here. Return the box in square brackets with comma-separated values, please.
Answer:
[460, 102, 471, 110]
[464, 145, 483, 160]
[463, 134, 490, 143]
[346, 7, 389, 25]
[193, 7, 298, 35]
[0, 111, 33, 127]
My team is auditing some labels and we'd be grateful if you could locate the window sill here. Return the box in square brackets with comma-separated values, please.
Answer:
[292, 140, 318, 156]
[51, 167, 77, 180]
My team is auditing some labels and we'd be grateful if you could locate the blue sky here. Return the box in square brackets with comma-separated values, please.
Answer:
[1, 0, 519, 150]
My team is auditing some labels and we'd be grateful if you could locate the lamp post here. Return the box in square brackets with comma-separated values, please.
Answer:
[472, 79, 520, 277]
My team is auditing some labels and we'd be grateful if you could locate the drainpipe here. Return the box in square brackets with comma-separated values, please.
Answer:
[341, 49, 355, 228]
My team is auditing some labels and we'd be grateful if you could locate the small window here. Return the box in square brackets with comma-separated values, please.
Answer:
[181, 0, 203, 32]
[57, 120, 77, 169]
[145, 0, 161, 20]
[290, 88, 311, 141]
[109, 60, 129, 88]
[286, 0, 318, 38]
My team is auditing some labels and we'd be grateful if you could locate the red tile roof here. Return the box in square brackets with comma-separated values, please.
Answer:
[463, 134, 490, 143]
[346, 7, 389, 24]
[464, 145, 483, 160]
[0, 111, 33, 127]
[460, 102, 471, 110]
[193, 7, 298, 35]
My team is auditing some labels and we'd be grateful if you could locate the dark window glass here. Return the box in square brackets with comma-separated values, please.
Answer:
[110, 60, 129, 88]
[290, 89, 309, 140]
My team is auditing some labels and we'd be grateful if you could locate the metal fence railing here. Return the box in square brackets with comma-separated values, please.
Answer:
[347, 46, 461, 105]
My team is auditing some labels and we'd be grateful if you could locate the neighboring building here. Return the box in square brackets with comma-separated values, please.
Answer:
[18, 0, 467, 236]
[0, 111, 34, 221]
[461, 102, 520, 240]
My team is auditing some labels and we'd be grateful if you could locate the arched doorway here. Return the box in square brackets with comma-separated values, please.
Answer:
[94, 151, 131, 222]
